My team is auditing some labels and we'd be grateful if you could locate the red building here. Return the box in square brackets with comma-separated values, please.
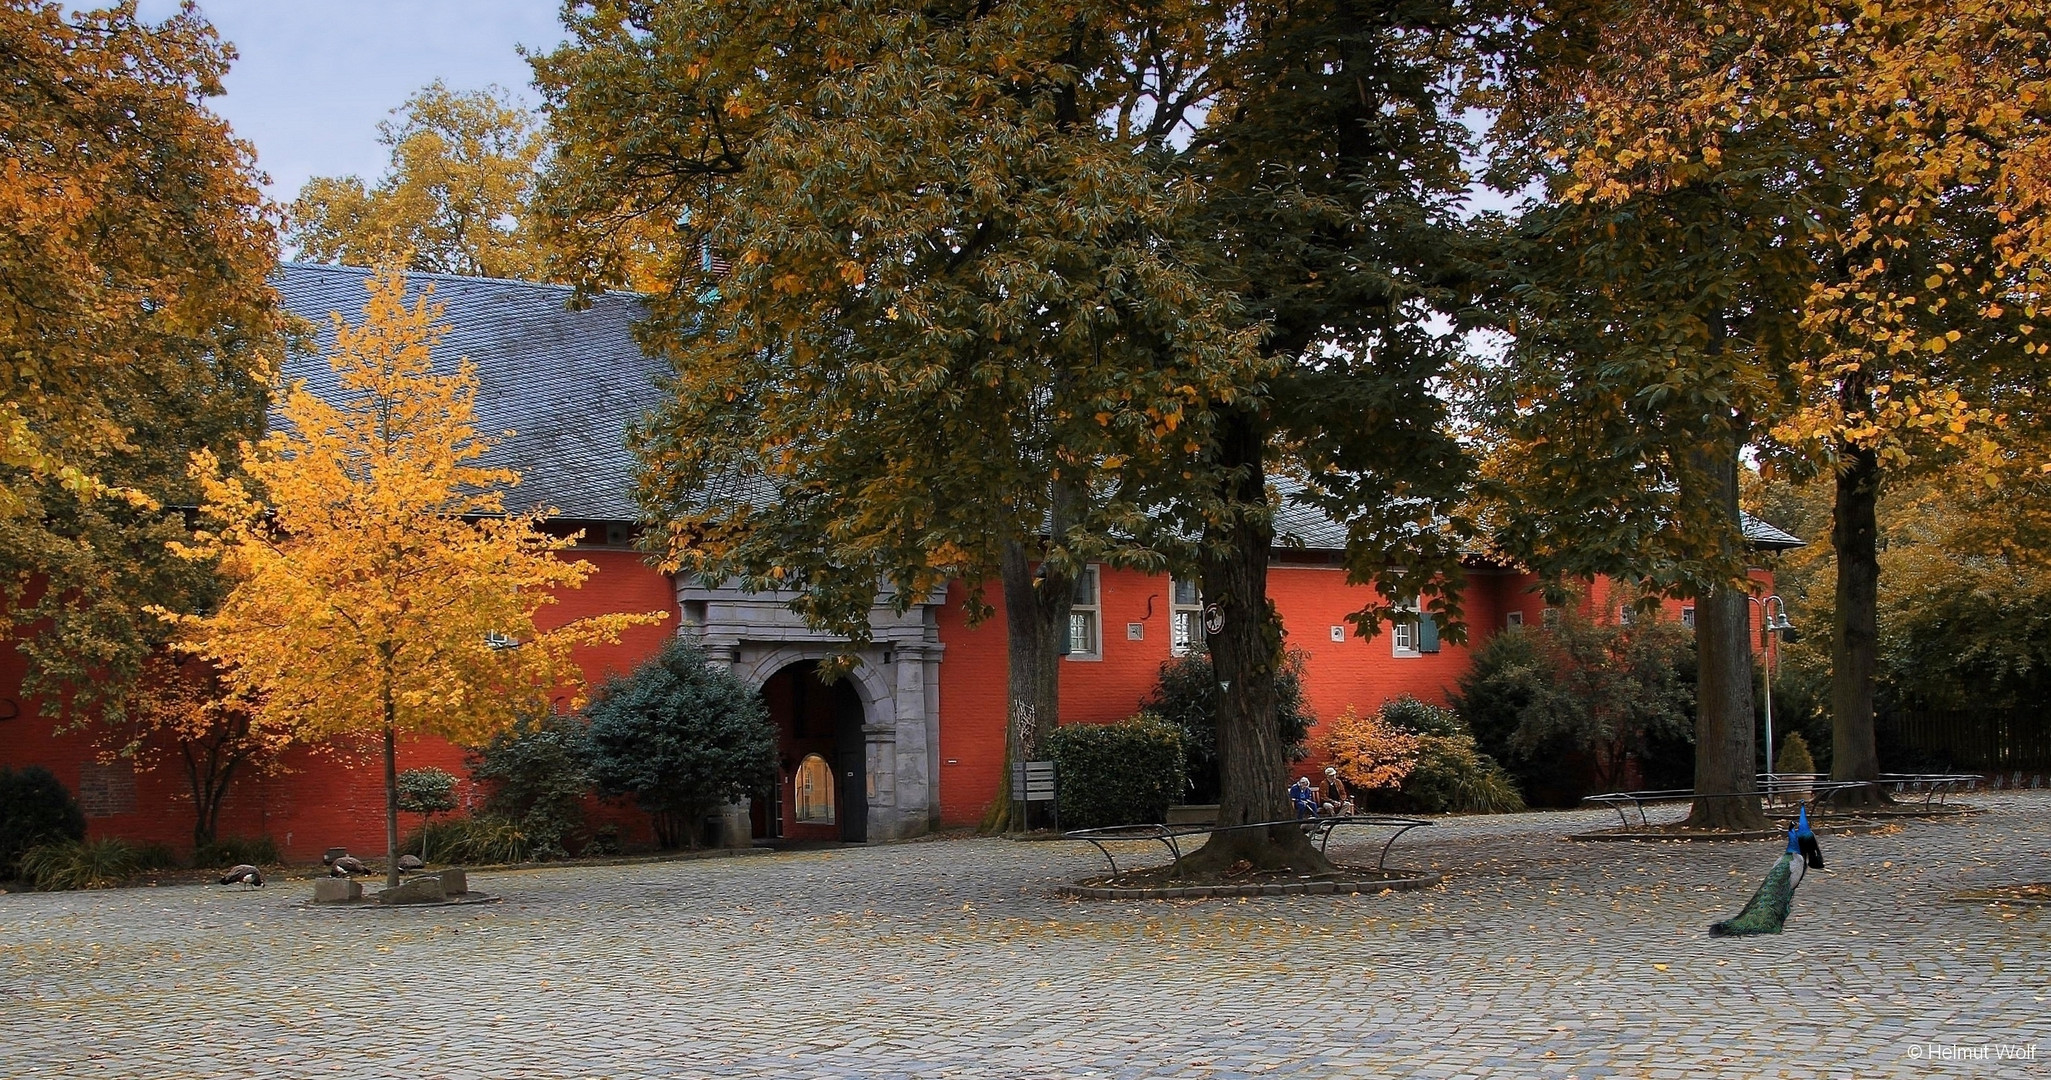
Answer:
[0, 266, 1800, 858]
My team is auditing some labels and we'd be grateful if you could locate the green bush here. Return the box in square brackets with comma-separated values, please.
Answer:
[403, 815, 534, 864]
[1142, 645, 1313, 804]
[0, 766, 87, 879]
[1379, 695, 1464, 738]
[132, 841, 182, 871]
[469, 710, 594, 860]
[193, 835, 279, 868]
[1400, 734, 1528, 814]
[397, 767, 459, 815]
[584, 637, 776, 849]
[17, 837, 139, 890]
[1044, 714, 1187, 828]
[1451, 607, 1695, 804]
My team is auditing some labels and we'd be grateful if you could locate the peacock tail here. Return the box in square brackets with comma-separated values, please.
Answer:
[1709, 852, 1799, 936]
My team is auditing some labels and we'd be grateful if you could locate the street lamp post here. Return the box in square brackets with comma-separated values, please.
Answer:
[1748, 594, 1796, 786]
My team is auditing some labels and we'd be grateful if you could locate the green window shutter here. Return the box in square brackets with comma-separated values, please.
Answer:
[1058, 614, 1073, 656]
[1418, 611, 1441, 654]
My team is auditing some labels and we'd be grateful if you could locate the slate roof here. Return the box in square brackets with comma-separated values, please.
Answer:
[270, 262, 1807, 554]
[272, 263, 666, 523]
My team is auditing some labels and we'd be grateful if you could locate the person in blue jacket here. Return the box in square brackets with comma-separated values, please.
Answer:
[1289, 776, 1318, 818]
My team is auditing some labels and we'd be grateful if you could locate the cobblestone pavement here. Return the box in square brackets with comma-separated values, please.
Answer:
[3, 792, 2046, 1079]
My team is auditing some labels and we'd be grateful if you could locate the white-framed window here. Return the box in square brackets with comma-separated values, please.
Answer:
[1065, 565, 1101, 660]
[1681, 605, 1696, 629]
[1505, 610, 1525, 631]
[1392, 596, 1440, 657]
[1392, 618, 1418, 656]
[1618, 604, 1634, 626]
[1170, 577, 1203, 654]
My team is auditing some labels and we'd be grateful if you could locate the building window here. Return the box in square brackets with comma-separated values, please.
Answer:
[1618, 605, 1634, 626]
[1505, 610, 1524, 631]
[1392, 618, 1418, 655]
[1065, 565, 1101, 660]
[1393, 597, 1440, 656]
[794, 754, 835, 824]
[1170, 578, 1203, 654]
[1681, 605, 1696, 629]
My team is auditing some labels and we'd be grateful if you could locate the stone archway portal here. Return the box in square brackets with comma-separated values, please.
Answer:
[758, 661, 866, 843]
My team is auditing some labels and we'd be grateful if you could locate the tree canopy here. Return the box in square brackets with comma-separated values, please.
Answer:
[536, 0, 1486, 871]
[0, 0, 282, 720]
[287, 81, 550, 280]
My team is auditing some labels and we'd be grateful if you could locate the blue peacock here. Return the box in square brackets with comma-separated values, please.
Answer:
[1709, 805, 1826, 936]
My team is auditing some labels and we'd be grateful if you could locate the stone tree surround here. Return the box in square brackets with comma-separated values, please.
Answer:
[678, 578, 946, 843]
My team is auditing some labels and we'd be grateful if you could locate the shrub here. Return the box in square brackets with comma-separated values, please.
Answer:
[132, 841, 182, 871]
[584, 637, 777, 848]
[1142, 645, 1313, 804]
[1775, 731, 1817, 775]
[397, 767, 459, 816]
[0, 766, 87, 878]
[193, 835, 280, 868]
[1452, 606, 1695, 804]
[469, 710, 594, 859]
[17, 838, 139, 890]
[1044, 713, 1187, 828]
[397, 766, 461, 859]
[1316, 705, 1419, 793]
[403, 815, 534, 864]
[1378, 695, 1464, 738]
[1400, 734, 1527, 814]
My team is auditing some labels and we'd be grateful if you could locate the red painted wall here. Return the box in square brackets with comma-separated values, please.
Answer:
[0, 546, 676, 862]
[935, 563, 1539, 827]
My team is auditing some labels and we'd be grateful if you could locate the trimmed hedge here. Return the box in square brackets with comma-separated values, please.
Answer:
[1044, 714, 1187, 829]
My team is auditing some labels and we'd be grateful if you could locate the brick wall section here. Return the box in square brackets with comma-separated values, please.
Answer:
[0, 546, 675, 861]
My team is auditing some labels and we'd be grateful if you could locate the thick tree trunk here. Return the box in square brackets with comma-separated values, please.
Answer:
[987, 528, 1073, 832]
[1684, 430, 1767, 831]
[1831, 434, 1886, 798]
[1182, 408, 1331, 874]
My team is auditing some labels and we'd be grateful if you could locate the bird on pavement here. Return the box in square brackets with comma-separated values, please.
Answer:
[219, 864, 263, 888]
[397, 854, 425, 873]
[1710, 805, 1826, 936]
[328, 855, 371, 877]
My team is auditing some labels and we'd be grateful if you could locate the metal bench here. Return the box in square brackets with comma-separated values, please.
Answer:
[1582, 779, 1872, 830]
[1874, 773, 1983, 806]
[1063, 816, 1433, 878]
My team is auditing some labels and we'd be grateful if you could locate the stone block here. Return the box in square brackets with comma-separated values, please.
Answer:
[433, 869, 467, 895]
[376, 875, 446, 905]
[312, 878, 362, 903]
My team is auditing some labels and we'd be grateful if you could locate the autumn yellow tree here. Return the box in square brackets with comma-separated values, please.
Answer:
[288, 81, 549, 280]
[163, 269, 664, 889]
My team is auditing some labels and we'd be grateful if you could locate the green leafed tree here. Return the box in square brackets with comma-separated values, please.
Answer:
[532, 0, 1261, 835]
[287, 81, 550, 280]
[536, 0, 1484, 873]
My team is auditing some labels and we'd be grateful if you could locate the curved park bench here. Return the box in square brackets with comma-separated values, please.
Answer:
[1582, 779, 1873, 830]
[1063, 816, 1434, 879]
[1875, 773, 1983, 806]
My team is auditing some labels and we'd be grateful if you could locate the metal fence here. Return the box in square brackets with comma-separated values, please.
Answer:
[1877, 707, 2051, 771]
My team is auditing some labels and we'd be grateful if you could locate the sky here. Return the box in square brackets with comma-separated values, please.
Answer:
[137, 1, 565, 203]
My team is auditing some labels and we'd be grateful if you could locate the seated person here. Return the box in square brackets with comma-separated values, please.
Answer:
[1320, 767, 1354, 816]
[1288, 776, 1318, 818]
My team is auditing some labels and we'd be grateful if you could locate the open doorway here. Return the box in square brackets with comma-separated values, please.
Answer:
[754, 660, 867, 843]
